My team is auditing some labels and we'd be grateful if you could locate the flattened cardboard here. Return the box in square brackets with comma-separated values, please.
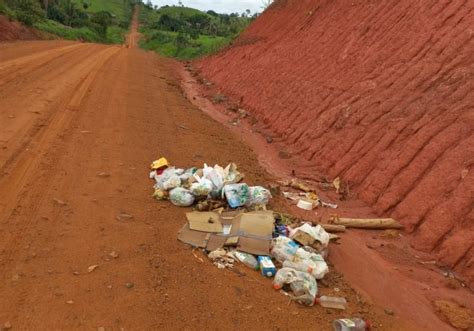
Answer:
[186, 212, 222, 233]
[206, 234, 227, 251]
[224, 236, 239, 246]
[179, 210, 274, 255]
[178, 224, 210, 248]
[230, 211, 273, 256]
[238, 213, 274, 237]
[238, 237, 271, 256]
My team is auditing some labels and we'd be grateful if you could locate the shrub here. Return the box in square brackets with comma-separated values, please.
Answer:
[7, 0, 44, 26]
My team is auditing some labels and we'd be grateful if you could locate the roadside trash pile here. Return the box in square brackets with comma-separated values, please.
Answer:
[178, 207, 339, 308]
[150, 157, 397, 329]
[149, 157, 271, 209]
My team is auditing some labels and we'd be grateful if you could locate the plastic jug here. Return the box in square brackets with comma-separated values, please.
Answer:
[258, 256, 276, 277]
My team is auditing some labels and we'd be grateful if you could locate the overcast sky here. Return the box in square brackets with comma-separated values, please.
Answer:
[149, 0, 264, 14]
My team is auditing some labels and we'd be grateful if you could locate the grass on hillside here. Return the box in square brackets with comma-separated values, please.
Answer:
[140, 29, 231, 60]
[72, 0, 131, 22]
[34, 19, 126, 44]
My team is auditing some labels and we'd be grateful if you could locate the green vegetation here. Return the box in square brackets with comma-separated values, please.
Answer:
[139, 3, 257, 60]
[0, 0, 137, 43]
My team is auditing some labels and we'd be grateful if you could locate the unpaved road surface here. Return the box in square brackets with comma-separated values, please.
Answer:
[0, 35, 414, 330]
[1, 13, 469, 330]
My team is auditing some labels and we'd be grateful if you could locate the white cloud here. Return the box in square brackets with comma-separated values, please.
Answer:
[149, 0, 264, 14]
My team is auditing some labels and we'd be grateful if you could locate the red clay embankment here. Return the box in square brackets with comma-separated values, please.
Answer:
[198, 0, 474, 285]
[0, 15, 42, 41]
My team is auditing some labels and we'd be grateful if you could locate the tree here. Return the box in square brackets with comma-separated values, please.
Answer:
[91, 10, 112, 38]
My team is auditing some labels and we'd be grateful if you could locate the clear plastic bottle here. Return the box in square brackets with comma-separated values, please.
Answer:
[316, 296, 347, 310]
[332, 318, 370, 331]
[233, 251, 258, 270]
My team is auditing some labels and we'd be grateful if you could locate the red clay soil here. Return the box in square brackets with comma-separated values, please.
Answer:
[0, 15, 43, 41]
[197, 0, 474, 286]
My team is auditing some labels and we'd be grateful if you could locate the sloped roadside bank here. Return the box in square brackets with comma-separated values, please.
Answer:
[195, 0, 474, 288]
[176, 60, 474, 331]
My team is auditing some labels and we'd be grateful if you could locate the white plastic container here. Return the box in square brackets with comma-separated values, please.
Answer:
[297, 200, 313, 210]
[316, 296, 347, 310]
[332, 318, 369, 331]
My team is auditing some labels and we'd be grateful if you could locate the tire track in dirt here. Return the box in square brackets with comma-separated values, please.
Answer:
[0, 45, 121, 325]
[0, 46, 120, 233]
[0, 43, 88, 88]
[0, 45, 109, 169]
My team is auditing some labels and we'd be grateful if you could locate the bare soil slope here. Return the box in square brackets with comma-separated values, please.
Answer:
[198, 0, 474, 285]
[0, 15, 42, 41]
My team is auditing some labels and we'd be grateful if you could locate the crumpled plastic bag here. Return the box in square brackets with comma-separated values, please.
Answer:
[223, 183, 249, 208]
[203, 164, 224, 190]
[169, 187, 195, 207]
[162, 175, 181, 190]
[151, 167, 182, 190]
[152, 189, 169, 200]
[289, 223, 330, 247]
[273, 267, 318, 306]
[246, 186, 272, 207]
[190, 178, 213, 197]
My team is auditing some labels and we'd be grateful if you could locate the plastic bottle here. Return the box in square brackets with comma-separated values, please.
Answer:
[332, 318, 370, 331]
[233, 251, 258, 270]
[316, 296, 347, 310]
[290, 248, 329, 279]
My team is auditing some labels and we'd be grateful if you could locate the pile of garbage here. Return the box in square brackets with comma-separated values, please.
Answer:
[178, 207, 338, 308]
[149, 157, 272, 209]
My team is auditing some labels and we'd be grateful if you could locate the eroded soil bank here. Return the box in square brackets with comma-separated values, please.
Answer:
[197, 0, 474, 287]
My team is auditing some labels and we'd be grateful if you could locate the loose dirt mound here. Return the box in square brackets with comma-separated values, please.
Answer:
[198, 0, 474, 285]
[0, 15, 42, 41]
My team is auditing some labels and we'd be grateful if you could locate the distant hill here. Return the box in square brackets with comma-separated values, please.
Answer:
[72, 0, 136, 22]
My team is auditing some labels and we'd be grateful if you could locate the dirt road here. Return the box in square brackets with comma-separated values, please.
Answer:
[1, 12, 471, 331]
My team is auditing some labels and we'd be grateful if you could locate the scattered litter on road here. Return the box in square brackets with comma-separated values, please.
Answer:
[53, 198, 67, 206]
[116, 212, 134, 222]
[87, 265, 99, 273]
[97, 172, 111, 178]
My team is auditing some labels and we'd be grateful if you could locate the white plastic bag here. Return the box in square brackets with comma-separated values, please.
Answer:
[246, 186, 272, 207]
[169, 188, 195, 207]
[162, 175, 181, 190]
[289, 223, 330, 247]
[223, 183, 249, 208]
[203, 164, 224, 190]
[273, 267, 318, 306]
[271, 236, 299, 263]
[190, 178, 213, 197]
